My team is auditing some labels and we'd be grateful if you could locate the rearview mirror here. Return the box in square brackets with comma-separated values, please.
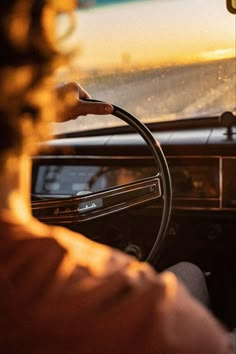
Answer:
[226, 0, 236, 13]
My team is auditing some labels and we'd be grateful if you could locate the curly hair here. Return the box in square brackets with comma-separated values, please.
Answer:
[0, 0, 76, 158]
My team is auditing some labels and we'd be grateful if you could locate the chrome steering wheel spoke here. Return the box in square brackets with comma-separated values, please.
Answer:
[32, 175, 161, 223]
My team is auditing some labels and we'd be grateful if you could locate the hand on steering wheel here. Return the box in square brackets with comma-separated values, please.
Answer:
[56, 82, 113, 120]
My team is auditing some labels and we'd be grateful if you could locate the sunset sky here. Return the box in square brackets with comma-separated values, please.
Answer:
[58, 0, 235, 71]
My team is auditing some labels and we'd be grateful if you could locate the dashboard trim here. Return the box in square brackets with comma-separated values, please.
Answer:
[220, 157, 223, 209]
[33, 155, 222, 160]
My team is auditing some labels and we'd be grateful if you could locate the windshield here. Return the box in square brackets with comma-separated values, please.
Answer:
[54, 0, 236, 134]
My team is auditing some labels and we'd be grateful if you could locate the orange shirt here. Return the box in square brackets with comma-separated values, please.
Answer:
[0, 216, 232, 354]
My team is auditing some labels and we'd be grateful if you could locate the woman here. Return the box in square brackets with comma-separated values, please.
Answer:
[0, 1, 232, 353]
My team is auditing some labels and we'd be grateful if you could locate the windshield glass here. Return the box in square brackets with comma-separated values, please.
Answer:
[54, 0, 236, 134]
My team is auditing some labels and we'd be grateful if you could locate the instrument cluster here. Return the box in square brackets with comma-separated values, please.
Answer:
[32, 156, 236, 211]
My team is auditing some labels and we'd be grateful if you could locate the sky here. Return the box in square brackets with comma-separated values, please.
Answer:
[58, 0, 236, 71]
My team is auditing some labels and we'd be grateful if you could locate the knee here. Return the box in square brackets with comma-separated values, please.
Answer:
[173, 262, 205, 279]
[168, 262, 209, 306]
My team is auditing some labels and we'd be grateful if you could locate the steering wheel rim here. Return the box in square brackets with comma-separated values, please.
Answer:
[32, 100, 172, 264]
[112, 102, 172, 263]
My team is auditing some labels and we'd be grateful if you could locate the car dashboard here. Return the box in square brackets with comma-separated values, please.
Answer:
[31, 118, 236, 325]
[32, 121, 236, 211]
[31, 120, 236, 258]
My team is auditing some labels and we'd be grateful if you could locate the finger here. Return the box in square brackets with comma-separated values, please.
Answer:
[78, 101, 113, 116]
[76, 84, 91, 99]
[67, 81, 91, 99]
[56, 82, 91, 100]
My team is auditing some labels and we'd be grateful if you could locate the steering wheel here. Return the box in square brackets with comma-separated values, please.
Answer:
[32, 101, 172, 264]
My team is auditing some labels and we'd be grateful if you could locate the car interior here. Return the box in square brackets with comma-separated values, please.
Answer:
[31, 0, 236, 330]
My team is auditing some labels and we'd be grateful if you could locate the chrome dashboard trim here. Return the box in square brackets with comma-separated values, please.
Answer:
[33, 155, 222, 160]
[219, 157, 223, 209]
[174, 197, 219, 201]
[33, 155, 155, 160]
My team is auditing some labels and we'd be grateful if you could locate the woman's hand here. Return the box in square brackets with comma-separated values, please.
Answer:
[56, 82, 113, 122]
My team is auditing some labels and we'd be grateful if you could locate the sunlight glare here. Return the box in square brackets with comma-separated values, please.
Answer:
[61, 0, 236, 71]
